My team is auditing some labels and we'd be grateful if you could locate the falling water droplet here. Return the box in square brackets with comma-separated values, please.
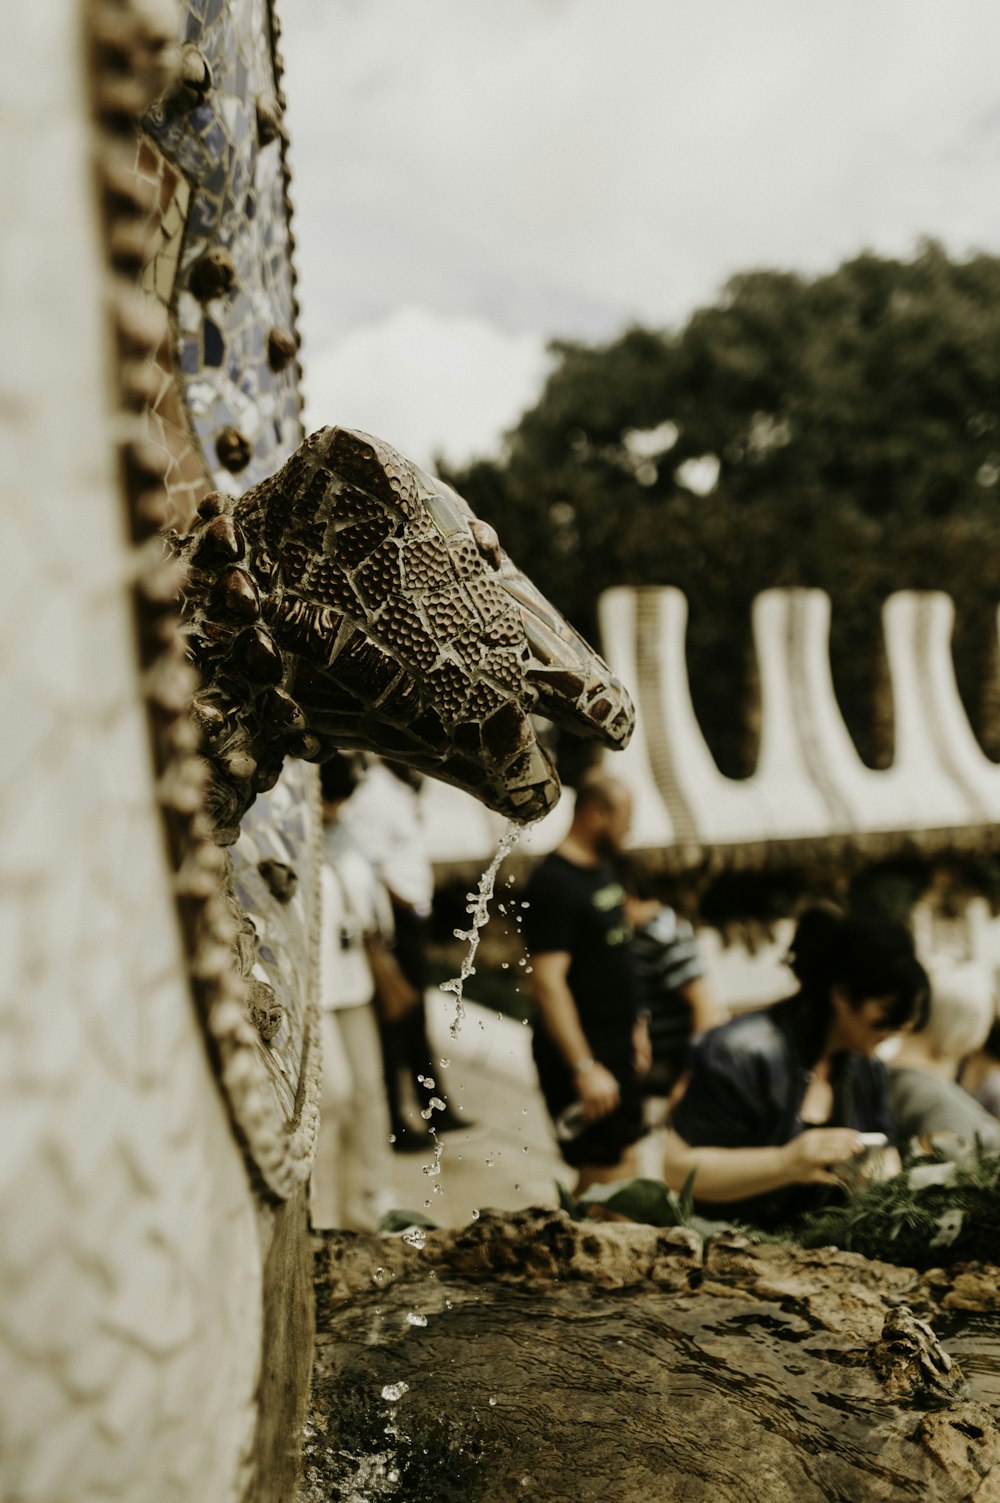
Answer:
[406, 1312, 428, 1328]
[488, 1395, 497, 1407]
[402, 1227, 426, 1249]
[381, 1381, 409, 1402]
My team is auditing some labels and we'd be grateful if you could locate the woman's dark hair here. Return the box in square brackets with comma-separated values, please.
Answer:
[319, 752, 361, 804]
[787, 905, 930, 1054]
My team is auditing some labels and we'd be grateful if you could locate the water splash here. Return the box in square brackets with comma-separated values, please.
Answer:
[440, 819, 524, 1038]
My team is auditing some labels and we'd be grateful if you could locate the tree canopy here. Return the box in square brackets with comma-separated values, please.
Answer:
[444, 243, 1000, 777]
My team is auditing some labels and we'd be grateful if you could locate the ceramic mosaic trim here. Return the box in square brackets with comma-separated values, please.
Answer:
[144, 0, 302, 501]
[91, 0, 321, 1199]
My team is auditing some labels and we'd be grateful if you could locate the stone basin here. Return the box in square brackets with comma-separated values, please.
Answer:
[301, 1210, 1000, 1502]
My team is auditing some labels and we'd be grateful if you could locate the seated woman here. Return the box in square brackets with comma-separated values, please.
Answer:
[661, 906, 930, 1228]
[889, 961, 1000, 1159]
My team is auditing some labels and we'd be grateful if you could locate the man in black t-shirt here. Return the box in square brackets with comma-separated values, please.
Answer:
[523, 774, 649, 1193]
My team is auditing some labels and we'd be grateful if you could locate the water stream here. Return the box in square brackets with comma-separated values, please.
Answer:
[438, 819, 525, 1040]
[410, 820, 528, 1197]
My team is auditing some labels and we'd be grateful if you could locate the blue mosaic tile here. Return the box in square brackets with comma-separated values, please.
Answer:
[141, 0, 313, 1102]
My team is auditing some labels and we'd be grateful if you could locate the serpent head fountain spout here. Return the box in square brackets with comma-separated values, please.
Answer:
[175, 426, 634, 842]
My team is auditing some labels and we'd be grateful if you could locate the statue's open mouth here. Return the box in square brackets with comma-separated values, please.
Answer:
[178, 427, 635, 838]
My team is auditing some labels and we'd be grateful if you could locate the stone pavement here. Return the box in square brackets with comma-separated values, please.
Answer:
[311, 985, 685, 1234]
[382, 989, 669, 1227]
[383, 990, 567, 1227]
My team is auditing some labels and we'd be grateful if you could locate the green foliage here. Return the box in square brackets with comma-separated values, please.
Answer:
[560, 1156, 1000, 1271]
[793, 1150, 1000, 1267]
[377, 1207, 439, 1234]
[557, 1170, 718, 1233]
[445, 243, 1000, 778]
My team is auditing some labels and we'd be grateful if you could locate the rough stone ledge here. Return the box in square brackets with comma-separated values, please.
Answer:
[316, 1208, 1000, 1341]
[316, 1207, 703, 1302]
[701, 1228, 920, 1339]
[917, 1262, 1000, 1313]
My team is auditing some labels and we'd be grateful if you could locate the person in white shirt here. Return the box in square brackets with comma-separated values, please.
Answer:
[888, 961, 1000, 1158]
[344, 758, 472, 1148]
[311, 755, 398, 1229]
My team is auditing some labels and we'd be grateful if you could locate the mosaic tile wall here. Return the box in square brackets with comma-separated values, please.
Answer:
[232, 760, 320, 1124]
[142, 0, 301, 525]
[134, 0, 321, 1179]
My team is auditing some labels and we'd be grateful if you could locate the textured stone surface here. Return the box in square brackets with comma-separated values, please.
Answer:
[317, 1208, 703, 1302]
[307, 1216, 1000, 1503]
[1, 4, 262, 1498]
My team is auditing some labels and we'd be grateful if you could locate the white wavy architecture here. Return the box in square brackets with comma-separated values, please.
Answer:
[425, 584, 1000, 867]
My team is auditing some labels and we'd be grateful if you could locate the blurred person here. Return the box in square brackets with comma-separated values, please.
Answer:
[888, 961, 1000, 1158]
[343, 757, 470, 1148]
[523, 773, 650, 1195]
[661, 906, 930, 1228]
[625, 876, 728, 1101]
[960, 1016, 1000, 1120]
[312, 754, 398, 1230]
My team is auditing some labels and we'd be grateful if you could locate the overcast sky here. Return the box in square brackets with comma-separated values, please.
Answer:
[282, 1, 1000, 469]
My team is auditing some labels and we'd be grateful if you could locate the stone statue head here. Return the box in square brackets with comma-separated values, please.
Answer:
[177, 426, 634, 841]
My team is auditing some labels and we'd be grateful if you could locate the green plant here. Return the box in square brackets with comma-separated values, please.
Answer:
[555, 1170, 725, 1233]
[792, 1149, 1000, 1267]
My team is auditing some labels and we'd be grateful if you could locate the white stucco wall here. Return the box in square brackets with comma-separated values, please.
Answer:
[0, 8, 263, 1499]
